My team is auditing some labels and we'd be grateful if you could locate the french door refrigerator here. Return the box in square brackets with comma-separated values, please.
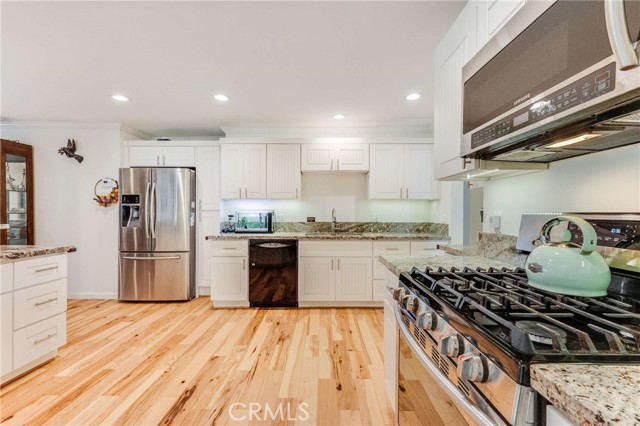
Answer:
[119, 168, 196, 301]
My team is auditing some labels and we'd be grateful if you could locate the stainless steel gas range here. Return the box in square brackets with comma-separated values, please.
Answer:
[391, 213, 640, 426]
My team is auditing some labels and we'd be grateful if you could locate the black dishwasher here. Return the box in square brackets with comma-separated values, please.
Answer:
[249, 240, 298, 307]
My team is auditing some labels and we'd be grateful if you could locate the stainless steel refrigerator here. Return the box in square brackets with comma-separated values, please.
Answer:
[118, 168, 196, 301]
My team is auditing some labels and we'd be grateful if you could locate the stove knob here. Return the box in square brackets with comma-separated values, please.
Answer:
[392, 287, 406, 301]
[401, 295, 419, 313]
[416, 309, 438, 331]
[457, 354, 488, 383]
[440, 334, 464, 358]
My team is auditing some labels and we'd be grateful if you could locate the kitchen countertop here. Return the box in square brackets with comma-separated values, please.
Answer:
[531, 364, 640, 426]
[378, 253, 517, 276]
[206, 232, 450, 241]
[0, 245, 76, 263]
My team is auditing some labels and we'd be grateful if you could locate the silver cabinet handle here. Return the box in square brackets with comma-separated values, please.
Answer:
[406, 188, 409, 199]
[337, 159, 340, 170]
[199, 200, 202, 210]
[162, 155, 166, 165]
[331, 259, 334, 270]
[156, 155, 160, 166]
[604, 0, 639, 70]
[239, 187, 242, 198]
[34, 334, 56, 345]
[295, 188, 298, 199]
[122, 256, 181, 260]
[35, 266, 58, 273]
[400, 188, 403, 199]
[385, 248, 400, 251]
[331, 159, 333, 170]
[337, 258, 340, 270]
[34, 298, 57, 307]
[221, 247, 237, 250]
[245, 188, 248, 198]
[243, 258, 246, 270]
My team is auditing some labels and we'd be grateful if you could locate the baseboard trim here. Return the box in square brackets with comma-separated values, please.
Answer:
[299, 301, 383, 308]
[68, 293, 117, 300]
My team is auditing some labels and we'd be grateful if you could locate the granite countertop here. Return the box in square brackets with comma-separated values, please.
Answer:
[531, 364, 640, 426]
[206, 232, 450, 241]
[378, 253, 518, 276]
[0, 245, 76, 263]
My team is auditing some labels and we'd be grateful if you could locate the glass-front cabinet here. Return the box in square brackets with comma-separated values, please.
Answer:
[0, 139, 34, 245]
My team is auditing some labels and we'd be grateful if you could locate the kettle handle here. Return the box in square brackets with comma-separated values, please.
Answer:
[540, 215, 597, 254]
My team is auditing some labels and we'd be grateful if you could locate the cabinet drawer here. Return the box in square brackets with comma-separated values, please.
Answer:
[210, 241, 248, 257]
[299, 241, 372, 257]
[13, 312, 66, 370]
[13, 279, 67, 330]
[0, 262, 13, 294]
[410, 241, 447, 256]
[14, 255, 67, 290]
[373, 241, 411, 257]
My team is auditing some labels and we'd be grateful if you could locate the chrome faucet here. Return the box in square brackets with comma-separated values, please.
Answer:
[331, 208, 338, 233]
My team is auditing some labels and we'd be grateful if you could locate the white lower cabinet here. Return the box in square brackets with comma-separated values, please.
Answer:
[210, 241, 248, 307]
[197, 211, 219, 294]
[1, 254, 68, 385]
[298, 241, 374, 304]
[383, 277, 398, 413]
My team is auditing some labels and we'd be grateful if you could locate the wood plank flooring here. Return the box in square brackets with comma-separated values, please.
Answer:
[0, 298, 396, 425]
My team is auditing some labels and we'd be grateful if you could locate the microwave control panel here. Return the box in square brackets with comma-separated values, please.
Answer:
[470, 62, 616, 149]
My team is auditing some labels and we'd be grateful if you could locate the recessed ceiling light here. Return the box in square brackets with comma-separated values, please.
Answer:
[214, 94, 229, 102]
[112, 94, 129, 102]
[406, 93, 421, 101]
[333, 114, 345, 120]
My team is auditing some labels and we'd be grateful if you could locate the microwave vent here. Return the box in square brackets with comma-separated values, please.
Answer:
[612, 110, 640, 125]
[493, 150, 552, 161]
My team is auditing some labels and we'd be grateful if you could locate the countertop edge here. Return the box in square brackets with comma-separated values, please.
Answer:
[530, 363, 640, 426]
[0, 245, 76, 263]
[205, 233, 450, 241]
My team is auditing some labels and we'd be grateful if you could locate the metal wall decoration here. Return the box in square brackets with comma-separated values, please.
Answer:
[93, 177, 119, 207]
[58, 139, 84, 163]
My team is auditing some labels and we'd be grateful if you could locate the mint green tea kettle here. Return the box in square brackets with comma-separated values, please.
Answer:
[525, 215, 611, 297]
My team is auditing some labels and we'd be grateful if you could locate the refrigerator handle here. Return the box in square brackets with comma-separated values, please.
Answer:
[150, 182, 157, 238]
[144, 182, 151, 238]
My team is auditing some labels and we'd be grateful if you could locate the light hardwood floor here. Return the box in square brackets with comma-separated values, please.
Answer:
[0, 298, 396, 425]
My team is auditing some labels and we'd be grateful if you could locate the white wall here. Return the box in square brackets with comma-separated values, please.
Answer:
[222, 174, 439, 223]
[483, 144, 640, 235]
[1, 123, 123, 298]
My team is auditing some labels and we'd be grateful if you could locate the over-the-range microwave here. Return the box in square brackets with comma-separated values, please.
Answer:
[462, 0, 640, 164]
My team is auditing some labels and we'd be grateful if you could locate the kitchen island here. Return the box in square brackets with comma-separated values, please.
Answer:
[1, 244, 74, 384]
[380, 254, 640, 426]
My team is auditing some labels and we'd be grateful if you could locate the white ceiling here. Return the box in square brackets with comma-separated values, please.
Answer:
[1, 1, 465, 137]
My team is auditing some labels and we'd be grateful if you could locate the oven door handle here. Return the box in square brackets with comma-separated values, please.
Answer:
[395, 305, 498, 426]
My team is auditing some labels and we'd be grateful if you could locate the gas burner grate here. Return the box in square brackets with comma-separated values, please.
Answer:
[405, 266, 640, 358]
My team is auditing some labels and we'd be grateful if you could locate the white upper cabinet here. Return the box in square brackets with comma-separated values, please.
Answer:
[196, 146, 220, 210]
[433, 2, 479, 180]
[220, 144, 266, 199]
[477, 0, 526, 44]
[369, 143, 438, 200]
[267, 144, 301, 199]
[301, 144, 369, 172]
[128, 146, 195, 167]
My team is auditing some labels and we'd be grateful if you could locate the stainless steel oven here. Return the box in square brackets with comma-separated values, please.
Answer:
[462, 0, 640, 163]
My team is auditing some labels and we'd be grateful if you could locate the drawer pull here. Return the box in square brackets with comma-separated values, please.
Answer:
[34, 334, 56, 345]
[221, 248, 237, 250]
[385, 248, 400, 251]
[35, 266, 58, 273]
[34, 298, 57, 307]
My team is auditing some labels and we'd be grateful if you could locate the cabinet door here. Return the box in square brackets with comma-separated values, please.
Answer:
[1, 293, 12, 376]
[162, 147, 195, 167]
[128, 146, 161, 166]
[267, 144, 301, 199]
[301, 145, 333, 171]
[210, 256, 248, 302]
[196, 146, 220, 210]
[404, 144, 437, 199]
[368, 144, 403, 199]
[334, 144, 369, 171]
[220, 145, 244, 199]
[197, 211, 219, 292]
[298, 257, 335, 301]
[478, 0, 526, 43]
[433, 3, 478, 180]
[335, 257, 373, 301]
[243, 144, 267, 199]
